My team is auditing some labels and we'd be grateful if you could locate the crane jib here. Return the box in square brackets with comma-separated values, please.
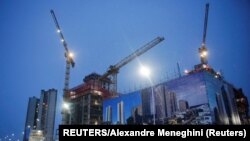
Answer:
[100, 36, 164, 80]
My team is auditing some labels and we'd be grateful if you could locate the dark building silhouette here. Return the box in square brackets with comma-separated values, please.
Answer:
[37, 89, 57, 141]
[141, 88, 153, 123]
[23, 97, 40, 141]
[23, 89, 57, 141]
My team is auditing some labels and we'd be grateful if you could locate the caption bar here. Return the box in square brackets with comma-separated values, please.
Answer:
[59, 125, 249, 140]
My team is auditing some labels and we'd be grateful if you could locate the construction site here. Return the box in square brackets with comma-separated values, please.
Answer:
[2, 1, 250, 141]
[50, 3, 249, 125]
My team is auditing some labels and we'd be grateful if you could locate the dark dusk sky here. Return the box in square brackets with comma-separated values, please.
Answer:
[0, 0, 249, 139]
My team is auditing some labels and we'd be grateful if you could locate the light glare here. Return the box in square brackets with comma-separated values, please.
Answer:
[140, 66, 151, 78]
[69, 52, 74, 58]
[63, 102, 70, 110]
[200, 51, 207, 57]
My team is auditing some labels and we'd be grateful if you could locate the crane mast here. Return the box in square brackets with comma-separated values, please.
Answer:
[202, 3, 209, 45]
[100, 37, 164, 96]
[50, 10, 75, 124]
[199, 3, 209, 65]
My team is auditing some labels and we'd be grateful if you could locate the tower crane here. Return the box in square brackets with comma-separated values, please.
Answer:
[50, 10, 75, 124]
[100, 37, 164, 96]
[190, 3, 221, 78]
[199, 3, 209, 65]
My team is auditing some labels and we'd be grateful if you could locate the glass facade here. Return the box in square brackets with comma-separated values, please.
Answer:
[103, 71, 243, 125]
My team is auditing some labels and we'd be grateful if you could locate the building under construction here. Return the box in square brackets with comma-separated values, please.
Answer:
[65, 73, 110, 124]
[63, 37, 164, 125]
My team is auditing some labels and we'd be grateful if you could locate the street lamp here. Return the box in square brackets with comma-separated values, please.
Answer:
[139, 65, 156, 125]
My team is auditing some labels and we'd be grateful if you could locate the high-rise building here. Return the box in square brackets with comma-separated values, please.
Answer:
[141, 88, 153, 122]
[179, 100, 189, 112]
[154, 85, 166, 121]
[23, 97, 40, 141]
[117, 101, 124, 124]
[24, 89, 57, 141]
[106, 106, 112, 123]
[29, 130, 45, 141]
[37, 89, 57, 141]
[164, 91, 177, 118]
